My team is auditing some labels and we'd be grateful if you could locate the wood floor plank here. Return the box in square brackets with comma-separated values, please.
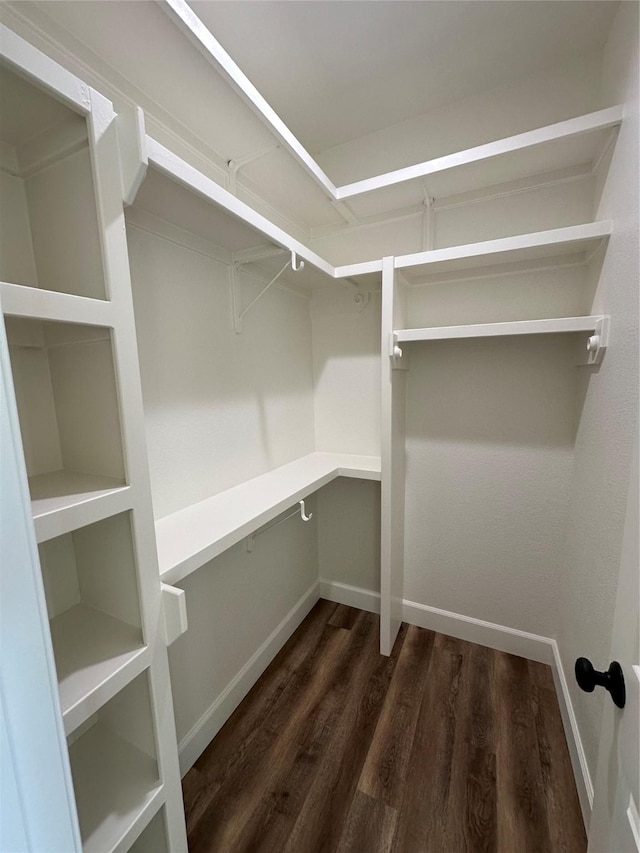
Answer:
[443, 642, 497, 853]
[182, 606, 586, 853]
[390, 634, 465, 852]
[183, 599, 337, 835]
[281, 617, 401, 853]
[230, 612, 385, 853]
[335, 791, 398, 853]
[528, 671, 587, 852]
[328, 603, 361, 630]
[495, 652, 552, 853]
[188, 616, 354, 851]
[358, 624, 435, 808]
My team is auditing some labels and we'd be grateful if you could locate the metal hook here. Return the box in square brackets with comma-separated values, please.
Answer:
[291, 250, 305, 272]
[299, 500, 313, 522]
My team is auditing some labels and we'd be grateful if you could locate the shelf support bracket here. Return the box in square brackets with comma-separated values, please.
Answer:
[161, 582, 188, 645]
[233, 250, 304, 333]
[585, 316, 609, 365]
[390, 332, 406, 370]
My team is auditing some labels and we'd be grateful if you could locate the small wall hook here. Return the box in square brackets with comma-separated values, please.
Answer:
[291, 251, 305, 272]
[299, 500, 313, 521]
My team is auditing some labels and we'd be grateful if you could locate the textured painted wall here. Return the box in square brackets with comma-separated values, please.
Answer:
[556, 1, 640, 784]
[128, 225, 316, 519]
[403, 334, 579, 637]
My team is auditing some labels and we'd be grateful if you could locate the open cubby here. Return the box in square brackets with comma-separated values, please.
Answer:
[5, 316, 127, 525]
[38, 512, 145, 734]
[68, 671, 161, 853]
[129, 808, 169, 853]
[0, 65, 105, 299]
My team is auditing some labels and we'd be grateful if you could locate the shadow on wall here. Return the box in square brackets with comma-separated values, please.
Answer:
[405, 333, 595, 449]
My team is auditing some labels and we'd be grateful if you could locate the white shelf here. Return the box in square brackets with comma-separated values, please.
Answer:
[395, 221, 611, 281]
[156, 452, 382, 585]
[30, 471, 131, 543]
[0, 281, 114, 326]
[396, 315, 605, 343]
[50, 604, 148, 735]
[69, 723, 162, 853]
[338, 105, 624, 199]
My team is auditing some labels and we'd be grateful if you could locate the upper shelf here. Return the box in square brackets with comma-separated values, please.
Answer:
[396, 221, 611, 282]
[156, 452, 382, 585]
[337, 106, 623, 200]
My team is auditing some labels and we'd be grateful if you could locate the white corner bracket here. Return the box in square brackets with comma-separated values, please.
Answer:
[161, 582, 188, 645]
[585, 316, 609, 365]
[390, 332, 406, 370]
[233, 250, 304, 333]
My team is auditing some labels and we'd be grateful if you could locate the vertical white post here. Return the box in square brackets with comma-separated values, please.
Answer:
[380, 257, 407, 656]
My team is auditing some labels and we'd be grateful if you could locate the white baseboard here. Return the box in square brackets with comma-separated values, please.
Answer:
[178, 578, 592, 830]
[319, 579, 380, 614]
[177, 580, 320, 776]
[549, 640, 593, 824]
[402, 598, 555, 664]
[401, 596, 592, 828]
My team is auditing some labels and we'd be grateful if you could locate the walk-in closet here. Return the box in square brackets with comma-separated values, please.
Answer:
[1, 2, 638, 851]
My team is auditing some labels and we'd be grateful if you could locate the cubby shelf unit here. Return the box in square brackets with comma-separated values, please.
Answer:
[67, 673, 162, 853]
[1, 24, 187, 852]
[156, 452, 381, 585]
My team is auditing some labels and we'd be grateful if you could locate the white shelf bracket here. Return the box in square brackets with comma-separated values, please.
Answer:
[116, 105, 147, 206]
[585, 316, 609, 365]
[233, 250, 303, 333]
[161, 582, 188, 645]
[390, 332, 406, 370]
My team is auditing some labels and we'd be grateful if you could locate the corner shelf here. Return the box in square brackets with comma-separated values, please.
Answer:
[395, 315, 605, 343]
[156, 452, 382, 584]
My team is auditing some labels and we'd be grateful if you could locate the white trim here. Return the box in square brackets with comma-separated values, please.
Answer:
[177, 580, 320, 775]
[549, 639, 594, 824]
[319, 580, 381, 614]
[402, 598, 554, 663]
[401, 597, 592, 823]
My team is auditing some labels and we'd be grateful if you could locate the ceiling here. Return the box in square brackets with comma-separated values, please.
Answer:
[191, 0, 619, 154]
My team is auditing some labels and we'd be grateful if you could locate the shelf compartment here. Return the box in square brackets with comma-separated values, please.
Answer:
[0, 65, 105, 299]
[395, 315, 605, 343]
[68, 672, 162, 853]
[5, 316, 128, 538]
[156, 452, 381, 584]
[396, 221, 611, 282]
[0, 281, 115, 326]
[128, 808, 169, 853]
[39, 512, 146, 734]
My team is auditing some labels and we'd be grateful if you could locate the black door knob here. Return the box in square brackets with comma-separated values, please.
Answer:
[575, 658, 626, 708]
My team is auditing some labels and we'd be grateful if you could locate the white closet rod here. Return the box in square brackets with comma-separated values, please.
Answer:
[245, 500, 313, 553]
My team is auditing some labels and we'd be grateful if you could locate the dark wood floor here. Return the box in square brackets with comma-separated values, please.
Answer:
[182, 601, 586, 853]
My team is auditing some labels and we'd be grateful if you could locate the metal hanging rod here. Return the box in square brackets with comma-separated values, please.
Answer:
[245, 499, 313, 552]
